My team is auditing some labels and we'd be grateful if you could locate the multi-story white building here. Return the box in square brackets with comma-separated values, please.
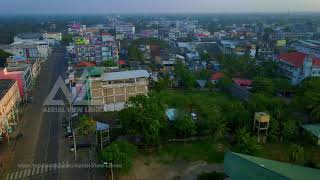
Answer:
[116, 23, 135, 37]
[1, 41, 51, 61]
[277, 52, 320, 85]
[43, 32, 62, 41]
[0, 44, 40, 60]
[219, 40, 256, 58]
[43, 32, 62, 46]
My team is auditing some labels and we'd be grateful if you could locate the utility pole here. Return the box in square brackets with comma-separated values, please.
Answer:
[110, 162, 114, 180]
[73, 130, 77, 161]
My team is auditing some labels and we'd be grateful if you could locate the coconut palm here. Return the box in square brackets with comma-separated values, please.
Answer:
[288, 143, 304, 162]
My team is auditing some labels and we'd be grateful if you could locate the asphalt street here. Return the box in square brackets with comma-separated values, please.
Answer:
[4, 48, 67, 180]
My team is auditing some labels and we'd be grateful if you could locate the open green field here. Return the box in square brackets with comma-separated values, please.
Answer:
[155, 141, 226, 164]
[156, 89, 239, 117]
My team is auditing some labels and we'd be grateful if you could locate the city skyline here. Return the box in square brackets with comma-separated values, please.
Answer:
[0, 0, 319, 14]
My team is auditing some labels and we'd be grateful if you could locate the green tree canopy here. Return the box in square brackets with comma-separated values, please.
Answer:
[252, 77, 276, 95]
[173, 110, 196, 138]
[100, 140, 138, 174]
[76, 115, 96, 136]
[101, 60, 117, 67]
[128, 45, 144, 62]
[234, 127, 261, 155]
[0, 49, 12, 67]
[118, 94, 166, 145]
[296, 78, 320, 122]
[61, 34, 73, 45]
[173, 60, 196, 89]
[216, 76, 232, 91]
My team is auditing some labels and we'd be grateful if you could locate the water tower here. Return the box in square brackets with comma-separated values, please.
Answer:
[253, 112, 270, 143]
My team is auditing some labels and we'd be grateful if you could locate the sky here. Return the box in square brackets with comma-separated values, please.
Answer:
[0, 0, 319, 14]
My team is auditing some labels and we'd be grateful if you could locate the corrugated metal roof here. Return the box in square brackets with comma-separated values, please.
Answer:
[224, 151, 320, 180]
[102, 70, 149, 81]
[165, 108, 176, 121]
[302, 124, 320, 138]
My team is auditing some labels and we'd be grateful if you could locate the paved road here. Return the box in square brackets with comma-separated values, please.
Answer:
[3, 47, 106, 180]
[4, 48, 67, 180]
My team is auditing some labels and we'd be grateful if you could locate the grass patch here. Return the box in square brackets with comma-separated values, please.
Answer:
[258, 143, 320, 166]
[155, 141, 225, 164]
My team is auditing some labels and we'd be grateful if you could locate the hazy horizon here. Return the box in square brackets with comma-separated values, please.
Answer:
[0, 0, 319, 14]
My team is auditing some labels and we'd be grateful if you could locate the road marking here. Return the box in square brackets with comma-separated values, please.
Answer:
[22, 169, 28, 178]
[26, 169, 31, 177]
[35, 166, 40, 174]
[17, 170, 24, 179]
[31, 167, 36, 175]
[5, 173, 12, 180]
[13, 171, 19, 179]
[4, 165, 59, 180]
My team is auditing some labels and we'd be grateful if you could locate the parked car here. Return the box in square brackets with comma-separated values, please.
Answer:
[191, 112, 197, 120]
[64, 133, 73, 139]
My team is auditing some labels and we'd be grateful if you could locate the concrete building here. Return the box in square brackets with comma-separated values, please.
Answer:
[219, 40, 256, 58]
[292, 40, 320, 56]
[1, 41, 51, 60]
[277, 52, 320, 85]
[0, 65, 32, 100]
[0, 44, 40, 60]
[6, 56, 42, 82]
[89, 70, 149, 112]
[116, 23, 135, 37]
[14, 33, 43, 43]
[43, 32, 62, 46]
[283, 32, 314, 41]
[75, 43, 118, 62]
[256, 42, 276, 60]
[43, 32, 62, 41]
[0, 80, 21, 139]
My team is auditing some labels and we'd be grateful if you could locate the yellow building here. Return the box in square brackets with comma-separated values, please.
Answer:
[0, 80, 21, 138]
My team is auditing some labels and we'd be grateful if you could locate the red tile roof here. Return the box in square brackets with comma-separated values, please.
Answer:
[278, 52, 320, 68]
[232, 78, 253, 87]
[211, 72, 224, 81]
[118, 60, 126, 65]
[195, 34, 209, 37]
[101, 32, 111, 36]
[313, 57, 320, 67]
[75, 61, 96, 68]
[278, 52, 306, 67]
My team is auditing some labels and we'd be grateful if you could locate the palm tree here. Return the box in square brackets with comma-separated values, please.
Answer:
[288, 143, 304, 162]
[234, 127, 261, 155]
[311, 107, 320, 122]
[212, 120, 227, 143]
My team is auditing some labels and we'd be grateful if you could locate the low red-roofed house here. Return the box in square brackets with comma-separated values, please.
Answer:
[75, 61, 96, 68]
[233, 78, 253, 89]
[118, 60, 126, 65]
[210, 72, 224, 84]
[277, 52, 320, 85]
